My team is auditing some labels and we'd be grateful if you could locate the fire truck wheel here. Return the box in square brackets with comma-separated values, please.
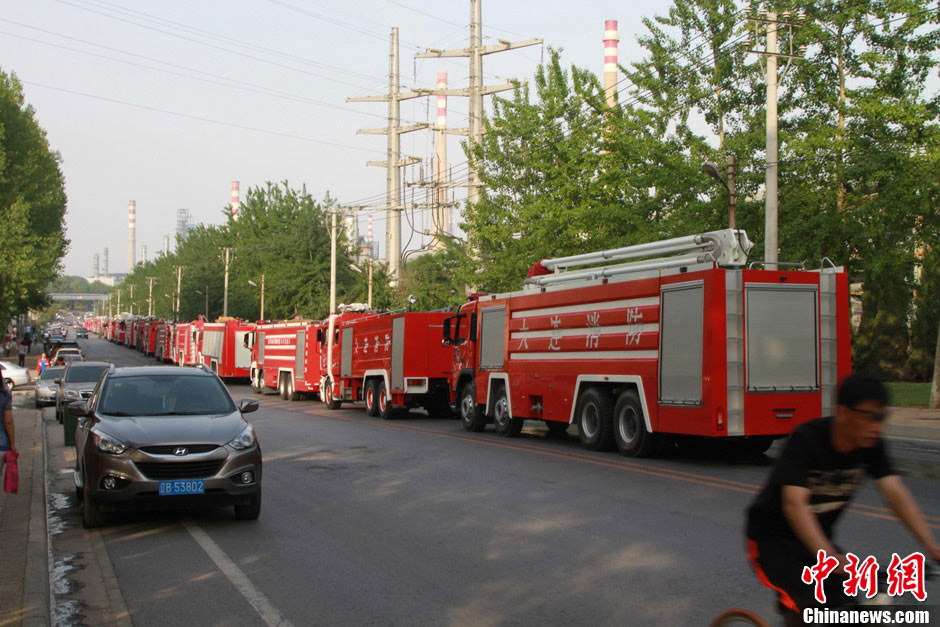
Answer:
[286, 377, 301, 402]
[493, 389, 522, 437]
[251, 371, 265, 394]
[377, 381, 393, 419]
[278, 375, 289, 400]
[613, 389, 659, 457]
[576, 388, 614, 451]
[365, 380, 380, 417]
[459, 382, 486, 432]
[325, 382, 342, 410]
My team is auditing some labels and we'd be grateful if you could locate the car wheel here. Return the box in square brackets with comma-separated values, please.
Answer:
[3, 378, 13, 391]
[459, 382, 485, 432]
[612, 389, 659, 457]
[82, 476, 106, 529]
[365, 380, 379, 417]
[576, 387, 614, 451]
[377, 381, 392, 420]
[493, 388, 522, 437]
[234, 490, 262, 521]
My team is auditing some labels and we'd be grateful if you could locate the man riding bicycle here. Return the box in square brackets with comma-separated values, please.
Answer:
[745, 373, 940, 624]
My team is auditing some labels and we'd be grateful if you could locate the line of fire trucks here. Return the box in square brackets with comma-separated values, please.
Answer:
[86, 229, 853, 457]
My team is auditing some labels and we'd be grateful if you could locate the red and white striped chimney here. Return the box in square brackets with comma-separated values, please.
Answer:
[231, 181, 240, 220]
[432, 71, 448, 250]
[368, 215, 374, 258]
[127, 200, 136, 271]
[604, 20, 619, 107]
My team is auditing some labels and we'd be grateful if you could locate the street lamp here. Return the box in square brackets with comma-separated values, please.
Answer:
[702, 155, 737, 229]
[194, 287, 208, 320]
[248, 275, 265, 321]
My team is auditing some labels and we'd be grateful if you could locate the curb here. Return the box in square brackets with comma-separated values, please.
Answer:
[41, 412, 132, 626]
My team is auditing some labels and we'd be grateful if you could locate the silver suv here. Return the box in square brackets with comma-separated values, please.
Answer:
[70, 365, 262, 528]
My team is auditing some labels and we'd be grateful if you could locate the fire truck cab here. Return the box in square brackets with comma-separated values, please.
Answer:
[445, 229, 851, 457]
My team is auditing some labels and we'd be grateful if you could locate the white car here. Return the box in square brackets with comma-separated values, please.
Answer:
[0, 360, 33, 390]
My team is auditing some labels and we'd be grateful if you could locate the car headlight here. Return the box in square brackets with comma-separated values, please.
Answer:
[64, 389, 79, 399]
[227, 424, 256, 450]
[92, 430, 128, 455]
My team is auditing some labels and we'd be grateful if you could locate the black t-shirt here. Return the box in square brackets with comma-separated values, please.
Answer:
[746, 416, 894, 542]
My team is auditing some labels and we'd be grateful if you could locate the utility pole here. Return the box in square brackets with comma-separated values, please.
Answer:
[931, 320, 940, 409]
[416, 0, 541, 209]
[260, 275, 264, 322]
[221, 247, 233, 318]
[174, 265, 183, 321]
[727, 154, 737, 230]
[347, 28, 426, 285]
[146, 277, 155, 317]
[748, 9, 804, 265]
[116, 290, 121, 315]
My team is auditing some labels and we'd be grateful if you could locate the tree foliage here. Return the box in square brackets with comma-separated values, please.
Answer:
[0, 68, 68, 323]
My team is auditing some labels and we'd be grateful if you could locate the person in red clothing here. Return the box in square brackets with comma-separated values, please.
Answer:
[36, 353, 49, 375]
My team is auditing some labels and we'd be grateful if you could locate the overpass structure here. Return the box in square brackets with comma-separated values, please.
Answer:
[47, 293, 109, 302]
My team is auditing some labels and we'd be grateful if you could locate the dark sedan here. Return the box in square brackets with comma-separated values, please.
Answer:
[71, 366, 262, 528]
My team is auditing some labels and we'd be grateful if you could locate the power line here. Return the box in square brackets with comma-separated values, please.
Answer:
[0, 26, 423, 123]
[50, 0, 381, 92]
[21, 79, 383, 154]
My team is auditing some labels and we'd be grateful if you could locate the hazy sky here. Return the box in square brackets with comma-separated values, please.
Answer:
[1, 0, 675, 276]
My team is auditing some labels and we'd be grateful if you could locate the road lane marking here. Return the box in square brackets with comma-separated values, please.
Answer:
[183, 521, 294, 627]
[294, 406, 940, 530]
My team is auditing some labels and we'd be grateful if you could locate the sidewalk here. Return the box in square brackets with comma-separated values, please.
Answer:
[1, 381, 131, 626]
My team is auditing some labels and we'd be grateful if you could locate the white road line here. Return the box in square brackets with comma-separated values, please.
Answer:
[183, 521, 294, 627]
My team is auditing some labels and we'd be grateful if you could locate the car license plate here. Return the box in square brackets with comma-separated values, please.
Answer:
[159, 479, 205, 496]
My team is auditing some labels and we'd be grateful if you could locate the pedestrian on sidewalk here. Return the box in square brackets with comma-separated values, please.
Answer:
[0, 379, 15, 486]
[17, 337, 28, 367]
[36, 353, 49, 375]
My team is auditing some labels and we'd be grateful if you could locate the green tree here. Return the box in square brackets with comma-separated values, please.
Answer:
[398, 240, 473, 311]
[0, 69, 68, 322]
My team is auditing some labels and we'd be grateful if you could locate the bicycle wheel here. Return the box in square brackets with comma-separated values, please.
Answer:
[709, 608, 768, 627]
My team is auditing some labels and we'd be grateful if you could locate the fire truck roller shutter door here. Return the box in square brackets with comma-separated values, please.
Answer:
[341, 328, 353, 378]
[296, 330, 305, 380]
[659, 282, 705, 406]
[479, 307, 506, 370]
[745, 284, 819, 392]
[391, 317, 405, 390]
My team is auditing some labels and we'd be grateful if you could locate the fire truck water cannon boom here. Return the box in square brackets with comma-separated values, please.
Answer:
[526, 229, 754, 288]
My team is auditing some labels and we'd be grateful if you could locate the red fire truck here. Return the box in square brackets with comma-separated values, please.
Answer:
[249, 320, 322, 400]
[444, 229, 851, 457]
[155, 321, 173, 362]
[199, 318, 256, 379]
[172, 322, 195, 365]
[320, 307, 453, 418]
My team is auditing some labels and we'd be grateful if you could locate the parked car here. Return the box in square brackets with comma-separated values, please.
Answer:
[75, 328, 89, 339]
[52, 347, 84, 364]
[71, 365, 262, 528]
[0, 360, 33, 390]
[35, 366, 65, 408]
[55, 361, 110, 423]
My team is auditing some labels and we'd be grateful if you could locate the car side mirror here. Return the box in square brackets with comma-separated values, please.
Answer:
[68, 401, 89, 417]
[240, 399, 259, 414]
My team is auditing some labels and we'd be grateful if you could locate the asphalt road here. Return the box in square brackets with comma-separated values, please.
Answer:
[57, 336, 940, 626]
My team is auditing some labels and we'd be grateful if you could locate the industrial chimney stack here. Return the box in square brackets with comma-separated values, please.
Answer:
[103, 247, 109, 277]
[93, 253, 100, 279]
[604, 20, 619, 107]
[231, 181, 240, 220]
[127, 200, 136, 271]
[163, 235, 170, 256]
[431, 71, 448, 251]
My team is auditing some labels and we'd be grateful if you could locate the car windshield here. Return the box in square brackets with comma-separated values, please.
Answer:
[40, 368, 64, 380]
[64, 364, 108, 383]
[99, 375, 236, 416]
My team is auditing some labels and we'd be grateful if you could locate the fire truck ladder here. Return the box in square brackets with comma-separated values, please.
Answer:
[526, 229, 754, 288]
